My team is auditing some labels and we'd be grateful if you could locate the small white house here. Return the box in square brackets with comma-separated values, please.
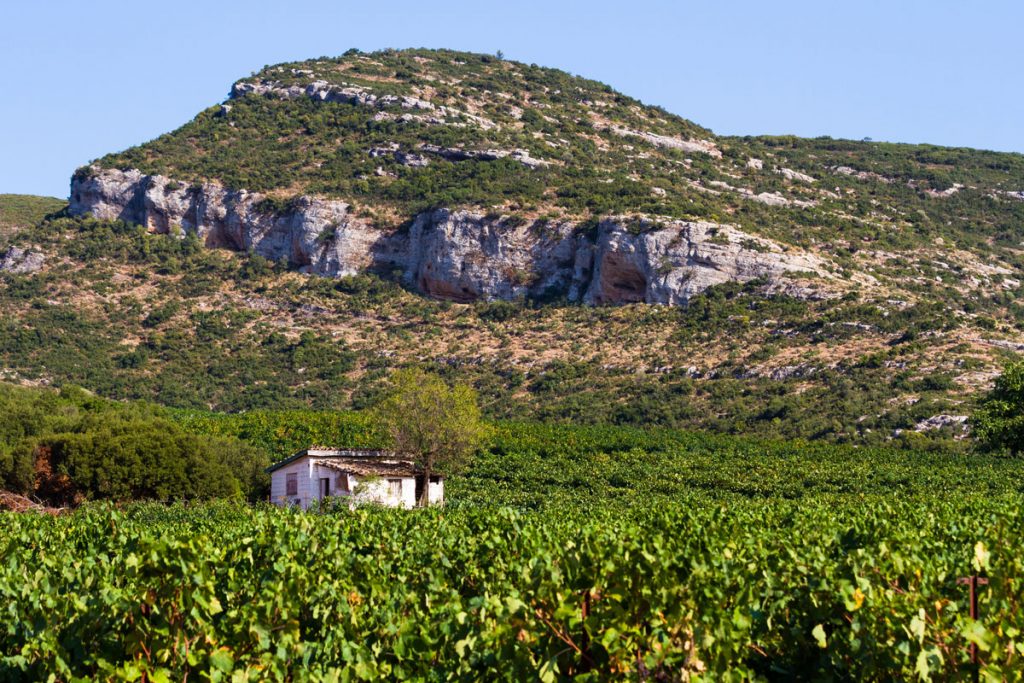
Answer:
[266, 448, 444, 509]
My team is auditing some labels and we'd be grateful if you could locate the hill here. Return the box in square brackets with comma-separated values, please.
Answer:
[0, 194, 64, 237]
[3, 49, 1024, 443]
[73, 49, 1024, 308]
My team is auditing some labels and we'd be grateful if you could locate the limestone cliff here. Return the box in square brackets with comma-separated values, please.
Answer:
[69, 167, 828, 305]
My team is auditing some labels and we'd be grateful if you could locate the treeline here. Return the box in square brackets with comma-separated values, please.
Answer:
[172, 404, 1024, 508]
[3, 372, 1022, 508]
[0, 383, 267, 505]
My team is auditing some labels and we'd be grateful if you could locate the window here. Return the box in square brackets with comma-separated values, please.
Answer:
[337, 473, 350, 493]
[388, 478, 402, 499]
[285, 472, 298, 497]
[319, 478, 330, 498]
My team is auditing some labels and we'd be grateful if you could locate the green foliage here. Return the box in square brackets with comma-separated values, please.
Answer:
[167, 405, 1023, 507]
[372, 369, 489, 503]
[0, 213, 978, 445]
[0, 194, 65, 238]
[2, 378, 1022, 679]
[2, 497, 1022, 680]
[40, 415, 245, 502]
[973, 360, 1024, 455]
[458, 422, 1022, 507]
[173, 407, 383, 455]
[0, 383, 267, 503]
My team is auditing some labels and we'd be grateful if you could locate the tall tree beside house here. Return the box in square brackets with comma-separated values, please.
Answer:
[373, 369, 489, 505]
[973, 359, 1024, 455]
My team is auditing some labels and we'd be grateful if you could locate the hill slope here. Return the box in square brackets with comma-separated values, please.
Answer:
[71, 49, 1024, 309]
[3, 49, 1024, 444]
[0, 194, 64, 237]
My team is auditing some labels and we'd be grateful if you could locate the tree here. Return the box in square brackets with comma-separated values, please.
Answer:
[373, 369, 489, 505]
[973, 360, 1024, 455]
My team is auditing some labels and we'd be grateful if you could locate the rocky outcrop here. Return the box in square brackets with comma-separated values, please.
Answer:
[831, 166, 894, 184]
[232, 79, 435, 111]
[69, 166, 829, 306]
[369, 144, 431, 168]
[0, 247, 45, 274]
[893, 414, 970, 440]
[606, 126, 721, 158]
[232, 78, 499, 130]
[69, 167, 381, 276]
[925, 184, 964, 198]
[913, 414, 969, 433]
[748, 191, 817, 208]
[406, 211, 577, 302]
[778, 168, 816, 183]
[576, 219, 825, 306]
[419, 145, 550, 168]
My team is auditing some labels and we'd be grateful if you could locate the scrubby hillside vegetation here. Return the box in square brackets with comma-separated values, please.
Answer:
[5, 47, 1024, 682]
[0, 212, 1002, 446]
[4, 49, 1024, 444]
[0, 194, 63, 237]
[90, 48, 1024, 293]
[0, 383, 265, 505]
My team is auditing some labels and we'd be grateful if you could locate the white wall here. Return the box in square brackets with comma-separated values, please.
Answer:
[347, 474, 417, 509]
[429, 478, 444, 505]
[270, 456, 442, 509]
[269, 458, 317, 509]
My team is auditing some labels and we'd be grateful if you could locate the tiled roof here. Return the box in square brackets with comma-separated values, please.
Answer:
[264, 448, 438, 477]
[265, 447, 393, 473]
[317, 459, 419, 477]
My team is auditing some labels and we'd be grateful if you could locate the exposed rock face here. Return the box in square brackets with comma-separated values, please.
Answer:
[607, 125, 721, 158]
[925, 183, 964, 198]
[418, 145, 550, 168]
[0, 246, 45, 274]
[406, 211, 577, 302]
[831, 166, 894, 184]
[748, 191, 816, 208]
[913, 414, 969, 433]
[232, 78, 499, 130]
[69, 167, 374, 276]
[778, 168, 816, 183]
[232, 79, 435, 111]
[577, 220, 825, 306]
[69, 166, 829, 306]
[893, 414, 970, 440]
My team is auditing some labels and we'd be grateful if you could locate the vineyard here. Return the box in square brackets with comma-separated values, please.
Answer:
[4, 402, 1024, 679]
[2, 492, 1024, 680]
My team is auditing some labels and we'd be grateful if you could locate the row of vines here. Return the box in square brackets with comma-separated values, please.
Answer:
[2, 497, 1022, 681]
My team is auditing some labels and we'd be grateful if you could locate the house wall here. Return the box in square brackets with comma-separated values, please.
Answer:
[269, 457, 318, 509]
[429, 478, 444, 505]
[345, 473, 417, 509]
[270, 456, 441, 509]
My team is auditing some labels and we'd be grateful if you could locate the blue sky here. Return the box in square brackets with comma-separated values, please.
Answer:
[2, 0, 1022, 198]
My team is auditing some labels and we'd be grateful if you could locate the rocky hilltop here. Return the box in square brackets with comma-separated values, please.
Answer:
[70, 166, 826, 305]
[4, 49, 1024, 443]
[68, 48, 1024, 311]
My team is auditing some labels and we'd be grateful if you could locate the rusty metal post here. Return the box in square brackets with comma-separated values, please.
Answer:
[958, 575, 989, 682]
[579, 589, 593, 673]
